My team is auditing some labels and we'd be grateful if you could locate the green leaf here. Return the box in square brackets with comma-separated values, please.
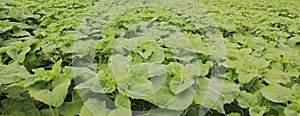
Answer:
[148, 50, 165, 63]
[236, 91, 257, 108]
[236, 68, 258, 84]
[115, 94, 131, 110]
[135, 41, 159, 59]
[0, 62, 31, 85]
[62, 66, 97, 80]
[287, 36, 300, 48]
[162, 33, 193, 49]
[3, 81, 25, 97]
[90, 76, 116, 93]
[235, 56, 269, 83]
[115, 38, 146, 54]
[79, 98, 109, 116]
[58, 91, 83, 116]
[109, 54, 130, 81]
[28, 77, 71, 107]
[12, 30, 31, 37]
[260, 84, 291, 103]
[79, 98, 131, 116]
[185, 32, 210, 55]
[289, 84, 300, 103]
[194, 78, 239, 114]
[284, 103, 300, 116]
[247, 37, 268, 51]
[6, 47, 18, 62]
[18, 46, 31, 63]
[75, 72, 116, 94]
[48, 60, 62, 78]
[110, 55, 166, 97]
[168, 63, 196, 94]
[262, 68, 290, 84]
[1, 99, 40, 116]
[197, 60, 212, 77]
[144, 86, 195, 110]
[249, 106, 267, 116]
[169, 77, 194, 95]
[7, 46, 31, 63]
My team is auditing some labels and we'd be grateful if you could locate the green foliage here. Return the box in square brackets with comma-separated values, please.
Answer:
[0, 62, 30, 85]
[0, 0, 299, 115]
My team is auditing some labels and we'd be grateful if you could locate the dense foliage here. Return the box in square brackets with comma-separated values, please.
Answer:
[0, 0, 299, 116]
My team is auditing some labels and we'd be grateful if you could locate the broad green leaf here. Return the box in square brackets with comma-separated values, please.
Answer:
[148, 50, 165, 63]
[168, 49, 195, 62]
[79, 98, 131, 116]
[135, 41, 160, 59]
[260, 84, 291, 103]
[194, 78, 239, 114]
[249, 106, 267, 116]
[3, 81, 25, 97]
[289, 84, 300, 103]
[41, 41, 59, 54]
[110, 55, 166, 97]
[284, 103, 300, 116]
[169, 77, 194, 95]
[0, 21, 13, 33]
[182, 63, 201, 78]
[262, 68, 290, 84]
[107, 109, 131, 116]
[129, 39, 164, 63]
[115, 38, 146, 54]
[185, 33, 210, 54]
[18, 46, 31, 63]
[91, 75, 116, 93]
[236, 91, 257, 108]
[236, 56, 269, 83]
[58, 91, 83, 116]
[285, 64, 300, 77]
[62, 66, 97, 80]
[167, 63, 195, 94]
[109, 54, 130, 81]
[115, 94, 131, 110]
[12, 30, 31, 37]
[247, 37, 268, 51]
[145, 86, 195, 110]
[28, 77, 71, 107]
[79, 98, 109, 116]
[287, 36, 300, 48]
[6, 47, 18, 62]
[0, 62, 31, 85]
[73, 40, 96, 58]
[236, 69, 258, 84]
[197, 60, 212, 76]
[263, 48, 285, 61]
[75, 71, 116, 94]
[225, 59, 240, 69]
[162, 33, 192, 49]
[250, 57, 270, 69]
